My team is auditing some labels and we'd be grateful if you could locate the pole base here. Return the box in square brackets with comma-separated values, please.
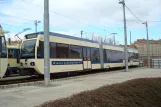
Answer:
[44, 78, 50, 86]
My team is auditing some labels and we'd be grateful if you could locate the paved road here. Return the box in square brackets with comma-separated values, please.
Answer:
[0, 68, 161, 107]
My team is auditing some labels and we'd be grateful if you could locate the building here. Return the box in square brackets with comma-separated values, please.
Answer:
[134, 39, 161, 59]
[119, 44, 138, 49]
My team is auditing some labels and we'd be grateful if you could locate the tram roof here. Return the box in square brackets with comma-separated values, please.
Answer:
[25, 32, 137, 50]
[26, 32, 100, 44]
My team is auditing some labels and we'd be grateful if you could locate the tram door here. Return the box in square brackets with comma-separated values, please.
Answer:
[83, 47, 91, 69]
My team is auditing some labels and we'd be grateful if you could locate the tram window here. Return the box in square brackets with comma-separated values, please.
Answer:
[104, 49, 107, 61]
[50, 42, 56, 58]
[131, 53, 139, 59]
[113, 50, 117, 61]
[129, 52, 135, 60]
[8, 49, 20, 59]
[14, 49, 18, 58]
[1, 37, 7, 58]
[87, 47, 91, 60]
[120, 51, 125, 61]
[56, 43, 69, 58]
[8, 49, 14, 58]
[104, 49, 124, 62]
[37, 41, 44, 58]
[128, 52, 131, 61]
[14, 49, 17, 58]
[135, 53, 139, 59]
[106, 50, 111, 61]
[111, 50, 117, 61]
[70, 45, 82, 59]
[117, 51, 124, 61]
[117, 51, 122, 61]
[91, 48, 100, 61]
[83, 47, 87, 60]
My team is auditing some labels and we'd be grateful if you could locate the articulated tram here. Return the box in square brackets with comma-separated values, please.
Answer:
[19, 32, 139, 76]
[0, 32, 8, 78]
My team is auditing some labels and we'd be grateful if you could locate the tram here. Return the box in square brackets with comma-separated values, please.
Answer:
[0, 25, 8, 78]
[19, 32, 139, 76]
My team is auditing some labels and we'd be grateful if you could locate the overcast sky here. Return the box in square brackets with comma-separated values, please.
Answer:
[0, 0, 161, 44]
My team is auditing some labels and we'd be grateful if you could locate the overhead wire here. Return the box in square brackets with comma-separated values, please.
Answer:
[124, 4, 161, 23]
[0, 22, 27, 28]
[35, 21, 72, 33]
[125, 5, 143, 23]
[21, 0, 107, 32]
[3, 0, 161, 36]
[0, 12, 34, 22]
[147, 21, 161, 23]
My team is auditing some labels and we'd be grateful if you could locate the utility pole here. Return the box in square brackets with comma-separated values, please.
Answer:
[81, 30, 83, 38]
[111, 33, 117, 45]
[44, 0, 50, 86]
[119, 0, 128, 71]
[35, 20, 41, 35]
[114, 34, 115, 45]
[159, 40, 161, 59]
[142, 21, 150, 68]
[130, 31, 131, 46]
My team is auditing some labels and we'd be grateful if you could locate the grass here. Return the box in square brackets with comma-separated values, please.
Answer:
[38, 78, 161, 107]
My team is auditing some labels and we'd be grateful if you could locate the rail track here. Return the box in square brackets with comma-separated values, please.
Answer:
[0, 66, 139, 86]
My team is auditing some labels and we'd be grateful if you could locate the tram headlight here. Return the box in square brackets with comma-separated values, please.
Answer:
[30, 62, 35, 66]
[20, 62, 23, 66]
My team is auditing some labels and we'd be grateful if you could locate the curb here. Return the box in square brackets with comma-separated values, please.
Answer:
[0, 81, 44, 89]
[0, 76, 79, 89]
[0, 69, 124, 89]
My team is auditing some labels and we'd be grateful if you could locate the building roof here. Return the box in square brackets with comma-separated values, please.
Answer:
[136, 39, 161, 44]
[119, 44, 138, 49]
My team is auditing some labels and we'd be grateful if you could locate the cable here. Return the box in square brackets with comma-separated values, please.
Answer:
[21, 0, 85, 24]
[0, 22, 26, 28]
[148, 21, 161, 23]
[37, 22, 71, 32]
[50, 25, 71, 31]
[21, 0, 107, 32]
[0, 12, 34, 22]
[126, 20, 161, 23]
[125, 5, 143, 23]
[121, 3, 161, 24]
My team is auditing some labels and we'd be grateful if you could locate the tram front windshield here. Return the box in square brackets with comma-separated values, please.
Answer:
[0, 36, 7, 58]
[21, 39, 36, 59]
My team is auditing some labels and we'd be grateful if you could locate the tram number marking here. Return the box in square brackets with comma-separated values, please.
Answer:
[52, 61, 83, 65]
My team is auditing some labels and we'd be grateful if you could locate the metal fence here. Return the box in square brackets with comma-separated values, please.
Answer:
[152, 59, 161, 68]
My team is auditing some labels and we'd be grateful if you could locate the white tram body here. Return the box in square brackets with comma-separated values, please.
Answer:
[0, 33, 8, 78]
[128, 48, 139, 66]
[103, 44, 124, 68]
[20, 32, 139, 75]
